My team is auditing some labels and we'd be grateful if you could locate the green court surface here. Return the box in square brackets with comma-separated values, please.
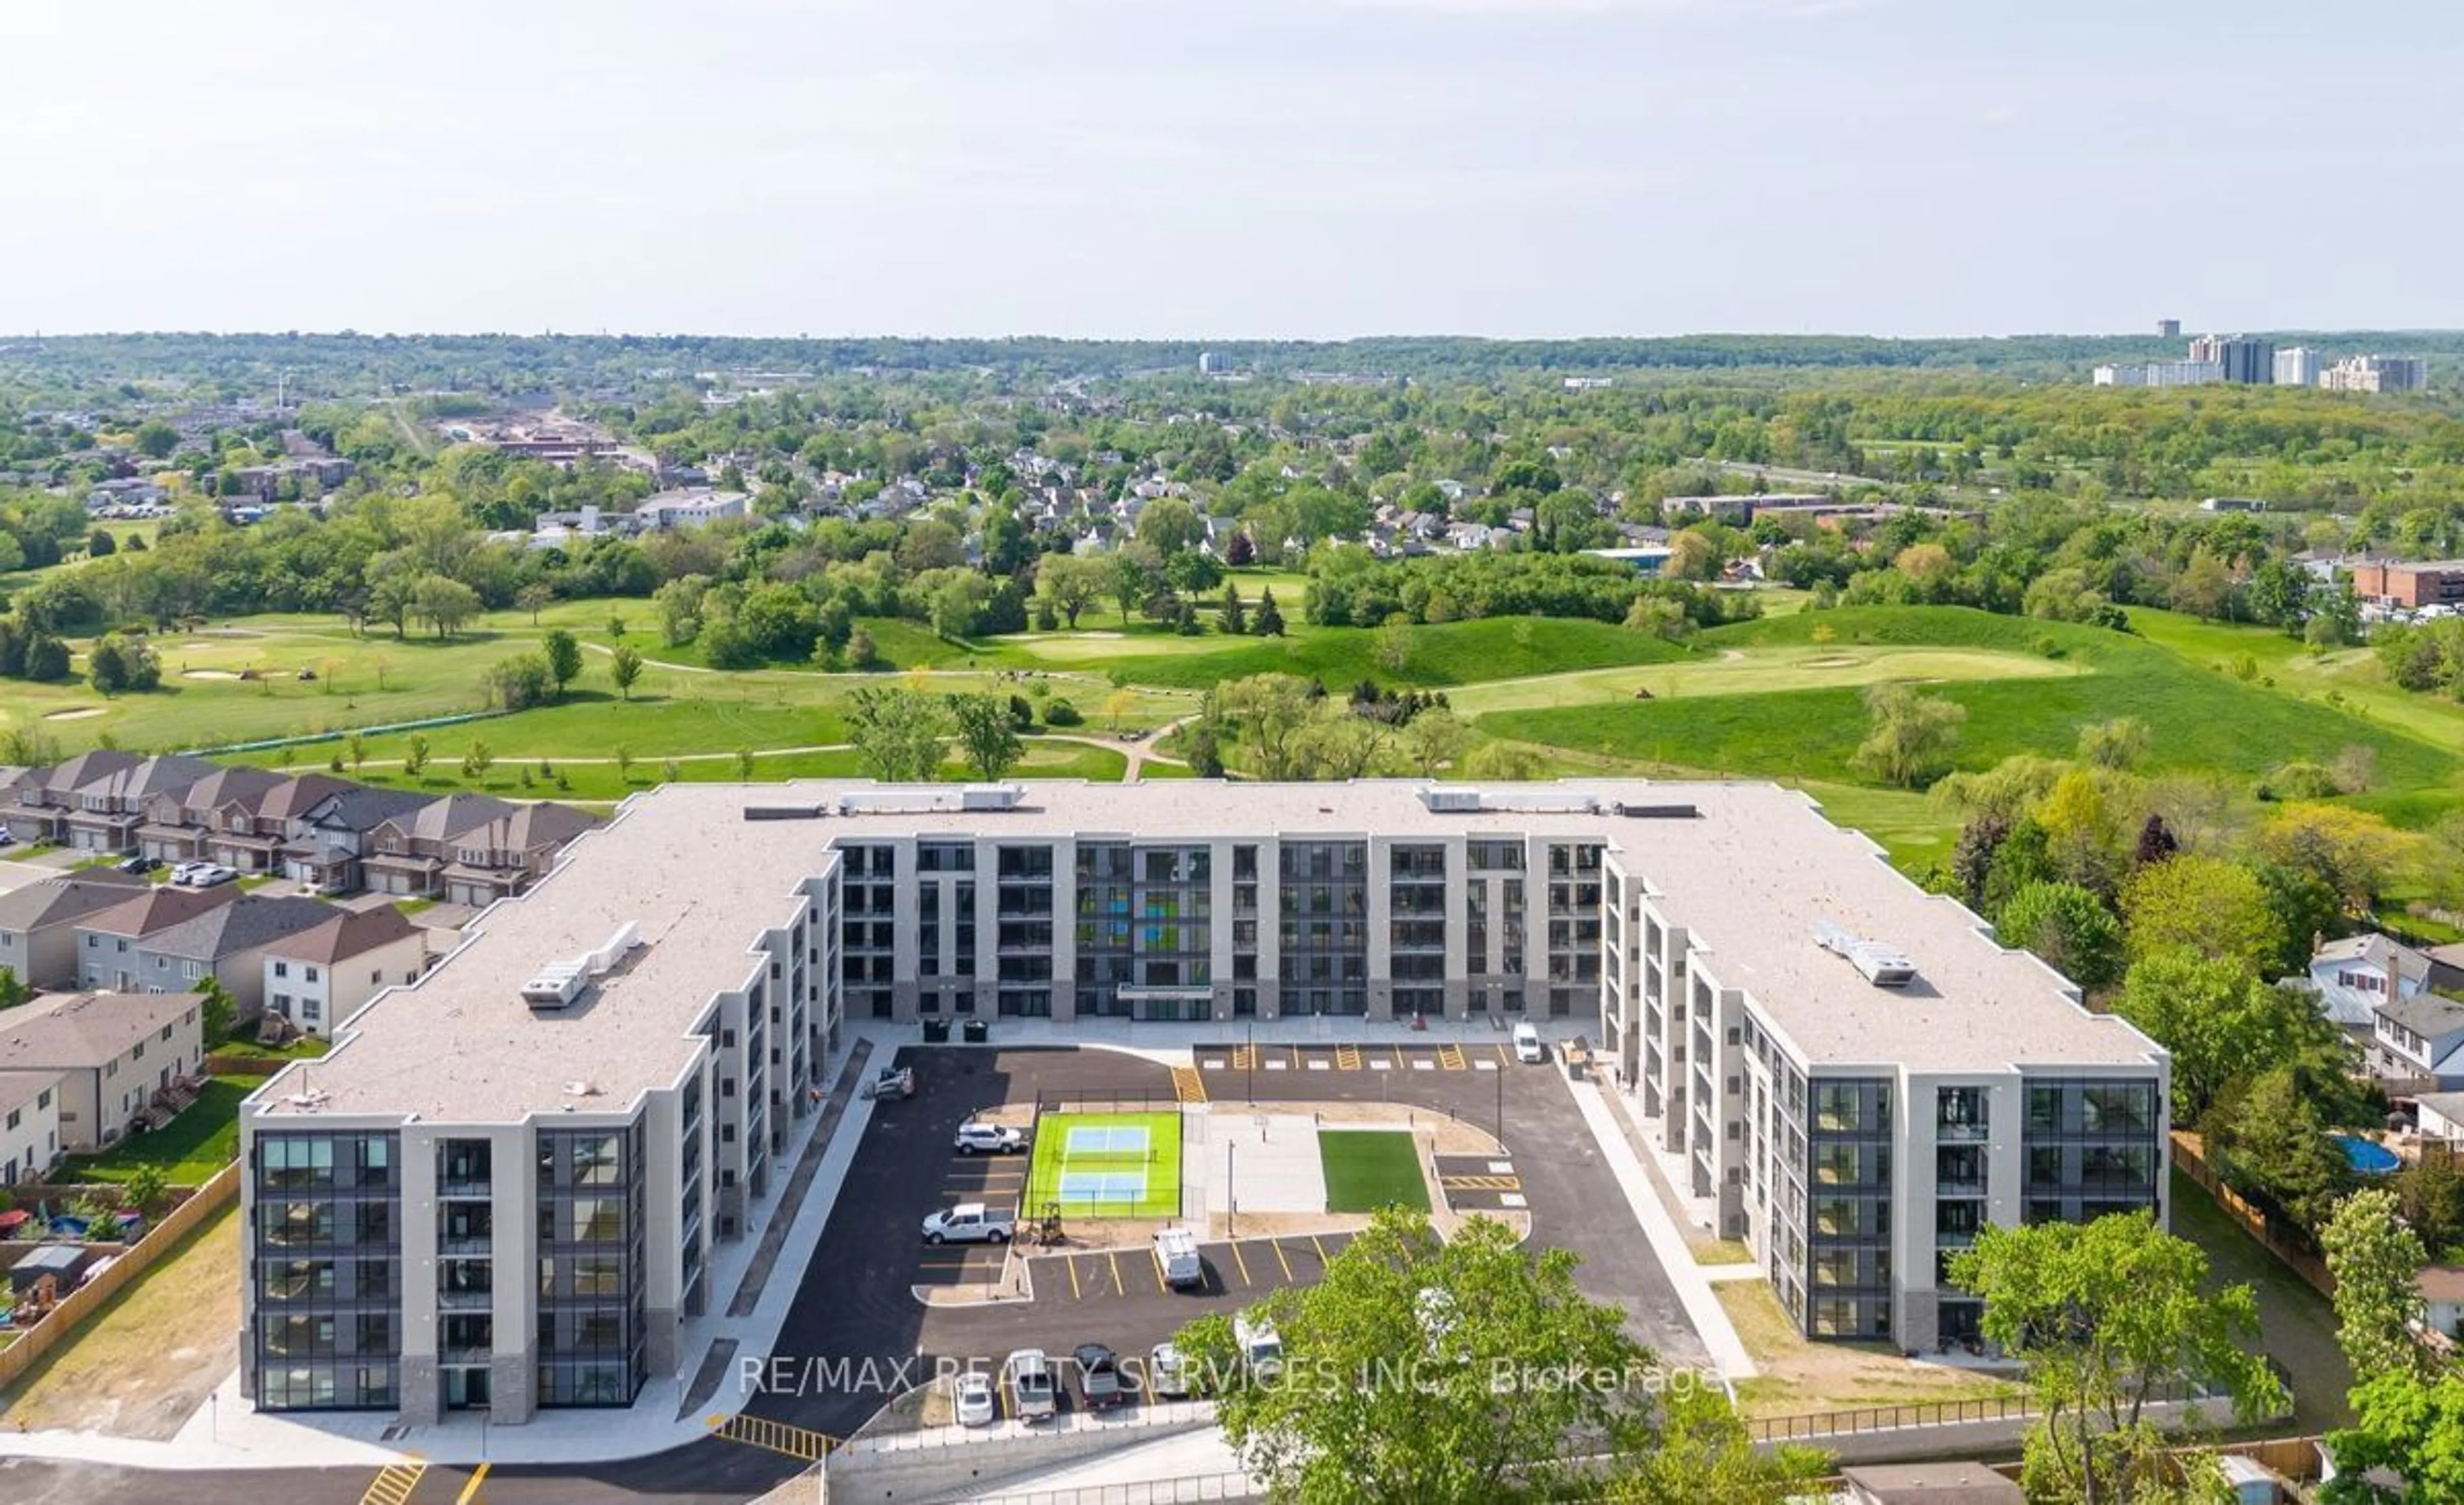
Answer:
[1319, 1130, 1430, 1213]
[1024, 1110, 1184, 1219]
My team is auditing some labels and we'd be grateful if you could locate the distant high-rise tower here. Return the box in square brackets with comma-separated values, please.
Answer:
[2191, 334, 2273, 384]
[1197, 350, 1232, 375]
[2324, 355, 2430, 393]
[2157, 319, 2181, 339]
[2274, 347, 2324, 387]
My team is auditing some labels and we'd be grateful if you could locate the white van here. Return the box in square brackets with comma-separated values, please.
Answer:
[1512, 1022, 1545, 1064]
[1233, 1314, 1283, 1380]
[1002, 1348, 1057, 1420]
[1154, 1227, 1204, 1290]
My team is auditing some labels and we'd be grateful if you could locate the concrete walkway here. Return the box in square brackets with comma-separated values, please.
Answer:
[1563, 1078, 1758, 1382]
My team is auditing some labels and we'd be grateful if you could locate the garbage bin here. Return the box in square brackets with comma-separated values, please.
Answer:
[922, 1018, 951, 1043]
[962, 1019, 989, 1044]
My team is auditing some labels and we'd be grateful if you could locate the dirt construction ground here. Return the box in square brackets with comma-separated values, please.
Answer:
[5, 1204, 240, 1438]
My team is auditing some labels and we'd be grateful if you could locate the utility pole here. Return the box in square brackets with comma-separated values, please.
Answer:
[1226, 1141, 1235, 1239]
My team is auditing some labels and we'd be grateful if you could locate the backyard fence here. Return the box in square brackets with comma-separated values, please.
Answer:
[2171, 1130, 2336, 1298]
[1745, 1379, 2210, 1444]
[0, 1159, 239, 1393]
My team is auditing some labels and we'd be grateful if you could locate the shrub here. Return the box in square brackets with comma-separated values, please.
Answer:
[1043, 698, 1082, 727]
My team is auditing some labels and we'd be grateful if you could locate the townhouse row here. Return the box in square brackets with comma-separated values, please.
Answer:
[1, 751, 596, 906]
[237, 779, 2170, 1424]
[0, 989, 209, 1180]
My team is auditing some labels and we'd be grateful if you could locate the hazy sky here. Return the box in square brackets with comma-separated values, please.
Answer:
[4, 1, 2458, 339]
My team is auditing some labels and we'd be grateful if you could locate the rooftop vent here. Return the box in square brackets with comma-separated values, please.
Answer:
[522, 922, 641, 1011]
[283, 1087, 330, 1112]
[1816, 920, 1917, 989]
[837, 784, 1025, 816]
[1416, 787, 1600, 815]
[744, 804, 827, 822]
[1611, 802, 1700, 819]
[561, 1080, 601, 1098]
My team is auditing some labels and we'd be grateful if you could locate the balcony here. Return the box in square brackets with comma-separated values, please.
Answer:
[438, 1285, 494, 1313]
[1935, 1120, 1990, 1144]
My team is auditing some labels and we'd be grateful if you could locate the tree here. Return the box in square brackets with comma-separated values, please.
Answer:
[126, 1164, 168, 1214]
[1849, 683, 1965, 788]
[516, 581, 554, 625]
[2113, 950, 2351, 1125]
[197, 977, 238, 1046]
[0, 966, 27, 1008]
[1035, 554, 1108, 631]
[2038, 768, 2126, 894]
[86, 527, 116, 559]
[1998, 881, 2124, 989]
[24, 634, 71, 682]
[1218, 581, 1247, 636]
[2396, 1151, 2464, 1260]
[844, 687, 945, 782]
[2322, 1187, 2430, 1383]
[2169, 547, 2236, 620]
[1253, 587, 1287, 638]
[1224, 530, 1256, 567]
[930, 571, 993, 641]
[2076, 717, 2152, 770]
[1173, 1207, 1824, 1505]
[2118, 856, 2283, 972]
[1372, 617, 1414, 674]
[132, 418, 179, 459]
[615, 745, 635, 783]
[88, 636, 131, 695]
[1399, 710, 1473, 777]
[1220, 674, 1319, 780]
[2258, 803, 2409, 914]
[542, 628, 583, 699]
[610, 644, 644, 700]
[411, 574, 481, 638]
[1951, 1213, 2283, 1505]
[735, 745, 755, 779]
[404, 734, 431, 776]
[949, 694, 1023, 781]
[2209, 1066, 2354, 1230]
[460, 740, 495, 781]
[1108, 545, 1159, 625]
[2322, 1370, 2464, 1504]
[1134, 496, 1206, 556]
[485, 653, 554, 710]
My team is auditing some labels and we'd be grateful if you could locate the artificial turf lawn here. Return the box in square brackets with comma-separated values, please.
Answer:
[1318, 1130, 1431, 1214]
[1023, 1110, 1185, 1219]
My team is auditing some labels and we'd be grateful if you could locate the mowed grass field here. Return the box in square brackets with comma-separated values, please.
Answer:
[1480, 607, 2463, 793]
[1318, 1130, 1430, 1214]
[1023, 1110, 1184, 1220]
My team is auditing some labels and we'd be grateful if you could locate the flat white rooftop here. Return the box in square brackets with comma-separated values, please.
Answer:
[251, 779, 2159, 1127]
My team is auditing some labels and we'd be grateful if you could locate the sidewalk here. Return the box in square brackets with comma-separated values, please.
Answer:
[0, 1030, 889, 1472]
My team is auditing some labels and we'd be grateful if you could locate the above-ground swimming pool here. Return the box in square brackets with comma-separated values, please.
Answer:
[2336, 1134, 2400, 1175]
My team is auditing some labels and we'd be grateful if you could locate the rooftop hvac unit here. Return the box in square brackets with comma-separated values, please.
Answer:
[1815, 920, 1917, 989]
[522, 923, 640, 1010]
[743, 804, 827, 822]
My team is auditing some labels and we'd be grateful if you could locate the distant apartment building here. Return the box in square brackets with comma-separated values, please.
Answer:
[2094, 360, 2222, 388]
[2156, 318, 2182, 339]
[2348, 559, 2464, 609]
[2325, 355, 2431, 394]
[1197, 351, 1233, 375]
[2189, 335, 2273, 384]
[237, 779, 2169, 1423]
[2274, 346, 2325, 387]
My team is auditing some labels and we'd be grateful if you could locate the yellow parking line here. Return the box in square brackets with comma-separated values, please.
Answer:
[1108, 1248, 1124, 1294]
[1231, 1240, 1253, 1286]
[1151, 1248, 1168, 1292]
[1068, 1255, 1082, 1299]
[1391, 1044, 1406, 1069]
[1311, 1234, 1328, 1263]
[1496, 1042, 1512, 1066]
[454, 1463, 492, 1505]
[1271, 1239, 1294, 1282]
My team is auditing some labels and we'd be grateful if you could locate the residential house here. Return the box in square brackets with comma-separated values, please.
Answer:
[0, 1070, 62, 1184]
[137, 765, 289, 865]
[0, 871, 150, 990]
[119, 895, 339, 1017]
[2370, 991, 2464, 1089]
[0, 750, 143, 846]
[2418, 1265, 2464, 1342]
[2414, 1091, 2464, 1142]
[0, 990, 205, 1151]
[261, 906, 427, 1036]
[282, 785, 438, 894]
[363, 795, 597, 905]
[74, 884, 243, 993]
[53, 754, 220, 854]
[2308, 933, 2464, 1041]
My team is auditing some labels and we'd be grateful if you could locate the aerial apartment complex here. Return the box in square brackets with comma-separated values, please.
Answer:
[238, 779, 2168, 1421]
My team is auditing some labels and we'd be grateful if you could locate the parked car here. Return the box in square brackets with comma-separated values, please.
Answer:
[1147, 1341, 1197, 1399]
[1512, 1022, 1546, 1064]
[1233, 1313, 1283, 1380]
[1154, 1227, 1204, 1290]
[1002, 1349, 1056, 1420]
[0, 829, 15, 847]
[169, 861, 207, 884]
[953, 1370, 998, 1427]
[1073, 1343, 1129, 1409]
[920, 1202, 1015, 1245]
[954, 1121, 1029, 1155]
[115, 854, 159, 874]
[864, 1065, 916, 1100]
[175, 862, 237, 888]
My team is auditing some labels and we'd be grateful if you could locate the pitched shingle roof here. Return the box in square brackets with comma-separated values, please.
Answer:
[302, 785, 436, 833]
[6, 751, 140, 801]
[137, 895, 339, 962]
[79, 754, 219, 805]
[167, 765, 287, 816]
[0, 871, 149, 932]
[257, 774, 352, 826]
[0, 991, 203, 1069]
[78, 883, 241, 939]
[2381, 992, 2464, 1038]
[270, 905, 422, 965]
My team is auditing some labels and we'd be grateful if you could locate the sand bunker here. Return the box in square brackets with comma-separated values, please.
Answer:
[43, 707, 107, 721]
[182, 669, 241, 681]
[1803, 655, 1863, 668]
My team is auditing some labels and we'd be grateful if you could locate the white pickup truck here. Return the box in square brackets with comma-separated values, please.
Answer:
[864, 1066, 916, 1100]
[921, 1202, 1015, 1245]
